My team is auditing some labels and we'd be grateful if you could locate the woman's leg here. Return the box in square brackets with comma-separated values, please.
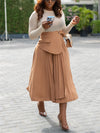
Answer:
[37, 101, 47, 117]
[59, 103, 67, 117]
[38, 101, 46, 112]
[58, 103, 69, 130]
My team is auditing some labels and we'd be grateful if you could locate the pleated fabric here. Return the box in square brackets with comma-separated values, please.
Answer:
[26, 30, 78, 103]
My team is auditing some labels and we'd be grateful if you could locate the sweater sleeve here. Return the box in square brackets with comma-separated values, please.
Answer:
[61, 10, 75, 35]
[28, 11, 46, 40]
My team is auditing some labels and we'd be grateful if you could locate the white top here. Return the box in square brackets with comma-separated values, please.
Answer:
[28, 9, 74, 40]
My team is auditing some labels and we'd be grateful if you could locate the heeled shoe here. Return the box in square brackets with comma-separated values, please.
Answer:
[37, 102, 47, 117]
[58, 113, 69, 131]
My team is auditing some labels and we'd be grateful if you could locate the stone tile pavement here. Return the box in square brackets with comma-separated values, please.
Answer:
[0, 36, 100, 133]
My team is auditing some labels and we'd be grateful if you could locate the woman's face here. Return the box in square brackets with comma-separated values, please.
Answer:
[44, 0, 56, 10]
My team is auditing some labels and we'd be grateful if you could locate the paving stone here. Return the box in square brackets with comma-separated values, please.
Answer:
[0, 36, 100, 133]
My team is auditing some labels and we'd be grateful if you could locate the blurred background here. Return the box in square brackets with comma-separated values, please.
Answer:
[0, 0, 100, 39]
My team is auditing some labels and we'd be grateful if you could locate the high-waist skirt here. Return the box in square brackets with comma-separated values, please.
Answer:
[26, 30, 78, 103]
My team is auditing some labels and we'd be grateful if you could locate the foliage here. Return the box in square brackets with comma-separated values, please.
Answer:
[75, 0, 80, 2]
[62, 5, 98, 32]
[71, 6, 98, 31]
[91, 20, 100, 33]
[0, 0, 34, 34]
[0, 0, 5, 34]
[62, 5, 76, 25]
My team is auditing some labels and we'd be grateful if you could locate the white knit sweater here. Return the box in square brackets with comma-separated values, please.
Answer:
[28, 9, 74, 40]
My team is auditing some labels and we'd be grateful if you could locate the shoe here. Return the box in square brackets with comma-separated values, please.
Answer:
[58, 113, 69, 131]
[37, 102, 47, 117]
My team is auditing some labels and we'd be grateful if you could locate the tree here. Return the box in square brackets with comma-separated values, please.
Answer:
[98, 0, 100, 19]
[0, 0, 35, 34]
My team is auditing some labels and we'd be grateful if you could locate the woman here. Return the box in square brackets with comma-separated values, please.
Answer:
[26, 0, 80, 131]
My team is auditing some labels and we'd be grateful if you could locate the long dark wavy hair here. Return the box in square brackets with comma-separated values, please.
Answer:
[34, 0, 62, 21]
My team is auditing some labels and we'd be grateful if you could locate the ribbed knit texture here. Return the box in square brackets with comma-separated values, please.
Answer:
[28, 9, 74, 40]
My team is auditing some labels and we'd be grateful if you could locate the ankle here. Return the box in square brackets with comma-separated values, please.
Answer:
[58, 113, 69, 130]
[59, 113, 67, 121]
[38, 101, 45, 112]
[38, 101, 44, 105]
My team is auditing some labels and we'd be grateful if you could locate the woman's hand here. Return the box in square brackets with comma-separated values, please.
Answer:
[71, 16, 80, 25]
[42, 21, 53, 29]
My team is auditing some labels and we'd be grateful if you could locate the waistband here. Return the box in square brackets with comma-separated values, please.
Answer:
[41, 30, 66, 37]
[37, 30, 66, 54]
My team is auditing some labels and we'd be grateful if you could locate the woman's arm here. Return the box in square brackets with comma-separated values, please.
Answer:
[62, 10, 80, 35]
[61, 10, 75, 35]
[62, 22, 75, 35]
[28, 11, 46, 40]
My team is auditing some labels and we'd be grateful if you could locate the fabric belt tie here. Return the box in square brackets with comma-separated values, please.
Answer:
[37, 30, 67, 100]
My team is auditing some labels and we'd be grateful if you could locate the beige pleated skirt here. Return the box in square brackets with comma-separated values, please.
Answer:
[26, 30, 78, 103]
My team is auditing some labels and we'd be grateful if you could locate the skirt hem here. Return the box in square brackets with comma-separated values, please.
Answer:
[26, 87, 78, 103]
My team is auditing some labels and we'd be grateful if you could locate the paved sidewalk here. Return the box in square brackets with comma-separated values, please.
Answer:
[0, 36, 100, 133]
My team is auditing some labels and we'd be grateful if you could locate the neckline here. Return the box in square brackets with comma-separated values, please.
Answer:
[44, 9, 53, 12]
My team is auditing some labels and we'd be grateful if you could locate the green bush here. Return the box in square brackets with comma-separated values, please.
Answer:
[91, 20, 100, 34]
[71, 6, 97, 31]
[0, 0, 5, 34]
[62, 5, 98, 33]
[0, 0, 34, 34]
